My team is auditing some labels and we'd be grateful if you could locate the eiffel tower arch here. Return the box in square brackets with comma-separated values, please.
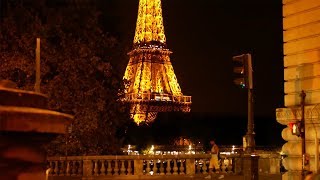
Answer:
[123, 0, 191, 124]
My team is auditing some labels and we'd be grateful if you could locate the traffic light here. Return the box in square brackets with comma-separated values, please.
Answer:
[232, 53, 253, 89]
[289, 121, 301, 136]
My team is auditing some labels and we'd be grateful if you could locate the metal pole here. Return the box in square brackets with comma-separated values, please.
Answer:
[246, 54, 255, 154]
[300, 90, 306, 180]
[35, 38, 41, 93]
[246, 88, 255, 153]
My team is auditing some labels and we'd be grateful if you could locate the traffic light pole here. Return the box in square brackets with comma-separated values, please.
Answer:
[233, 53, 258, 179]
[245, 53, 255, 154]
[232, 53, 256, 152]
[246, 88, 255, 153]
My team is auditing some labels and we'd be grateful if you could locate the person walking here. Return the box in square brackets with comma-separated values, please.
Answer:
[205, 140, 224, 179]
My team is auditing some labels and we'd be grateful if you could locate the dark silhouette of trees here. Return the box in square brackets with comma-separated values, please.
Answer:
[0, 1, 131, 155]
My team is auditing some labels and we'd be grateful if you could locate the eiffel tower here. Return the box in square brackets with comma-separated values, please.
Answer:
[123, 0, 191, 124]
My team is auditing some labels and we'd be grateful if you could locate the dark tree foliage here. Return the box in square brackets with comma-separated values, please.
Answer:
[0, 1, 131, 155]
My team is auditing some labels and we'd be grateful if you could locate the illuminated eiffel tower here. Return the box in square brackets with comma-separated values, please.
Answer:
[123, 0, 191, 124]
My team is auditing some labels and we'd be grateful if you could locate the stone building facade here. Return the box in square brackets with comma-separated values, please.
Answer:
[276, 0, 320, 179]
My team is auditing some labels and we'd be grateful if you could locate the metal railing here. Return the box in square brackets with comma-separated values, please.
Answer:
[124, 92, 192, 103]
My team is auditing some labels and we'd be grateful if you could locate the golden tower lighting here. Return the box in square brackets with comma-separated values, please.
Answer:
[123, 0, 191, 124]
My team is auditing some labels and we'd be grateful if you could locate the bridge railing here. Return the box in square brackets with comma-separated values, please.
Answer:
[46, 154, 238, 177]
[47, 152, 281, 178]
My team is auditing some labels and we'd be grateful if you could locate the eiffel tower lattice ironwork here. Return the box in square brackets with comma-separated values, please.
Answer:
[123, 0, 191, 124]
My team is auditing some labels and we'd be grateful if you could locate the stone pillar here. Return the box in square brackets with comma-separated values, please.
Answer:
[134, 158, 143, 176]
[269, 157, 280, 174]
[82, 159, 92, 177]
[186, 158, 195, 175]
[242, 154, 259, 180]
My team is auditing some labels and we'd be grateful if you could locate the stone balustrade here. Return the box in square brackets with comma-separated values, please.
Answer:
[47, 154, 239, 178]
[47, 152, 281, 179]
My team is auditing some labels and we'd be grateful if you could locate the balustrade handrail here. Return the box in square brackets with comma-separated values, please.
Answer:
[47, 154, 214, 161]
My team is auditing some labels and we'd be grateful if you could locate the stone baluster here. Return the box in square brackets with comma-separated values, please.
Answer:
[47, 162, 53, 175]
[172, 159, 178, 175]
[159, 159, 165, 175]
[107, 160, 112, 175]
[51, 161, 55, 175]
[180, 160, 185, 175]
[114, 160, 119, 175]
[48, 161, 53, 176]
[66, 161, 71, 175]
[77, 161, 82, 175]
[146, 160, 151, 175]
[77, 161, 83, 176]
[164, 160, 169, 175]
[221, 158, 227, 173]
[218, 159, 222, 172]
[70, 161, 76, 176]
[100, 160, 106, 175]
[49, 161, 54, 175]
[202, 160, 208, 175]
[126, 160, 132, 175]
[154, 160, 159, 174]
[93, 160, 99, 175]
[227, 158, 233, 173]
[195, 160, 201, 174]
[54, 161, 59, 176]
[120, 160, 126, 175]
[58, 161, 65, 176]
[70, 161, 75, 176]
[168, 159, 174, 174]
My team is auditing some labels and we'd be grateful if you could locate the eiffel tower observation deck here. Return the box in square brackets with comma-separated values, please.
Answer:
[123, 0, 191, 124]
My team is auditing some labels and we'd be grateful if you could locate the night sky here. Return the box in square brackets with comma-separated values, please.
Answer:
[104, 0, 285, 146]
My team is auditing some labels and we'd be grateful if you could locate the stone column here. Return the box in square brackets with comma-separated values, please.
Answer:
[242, 154, 259, 180]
